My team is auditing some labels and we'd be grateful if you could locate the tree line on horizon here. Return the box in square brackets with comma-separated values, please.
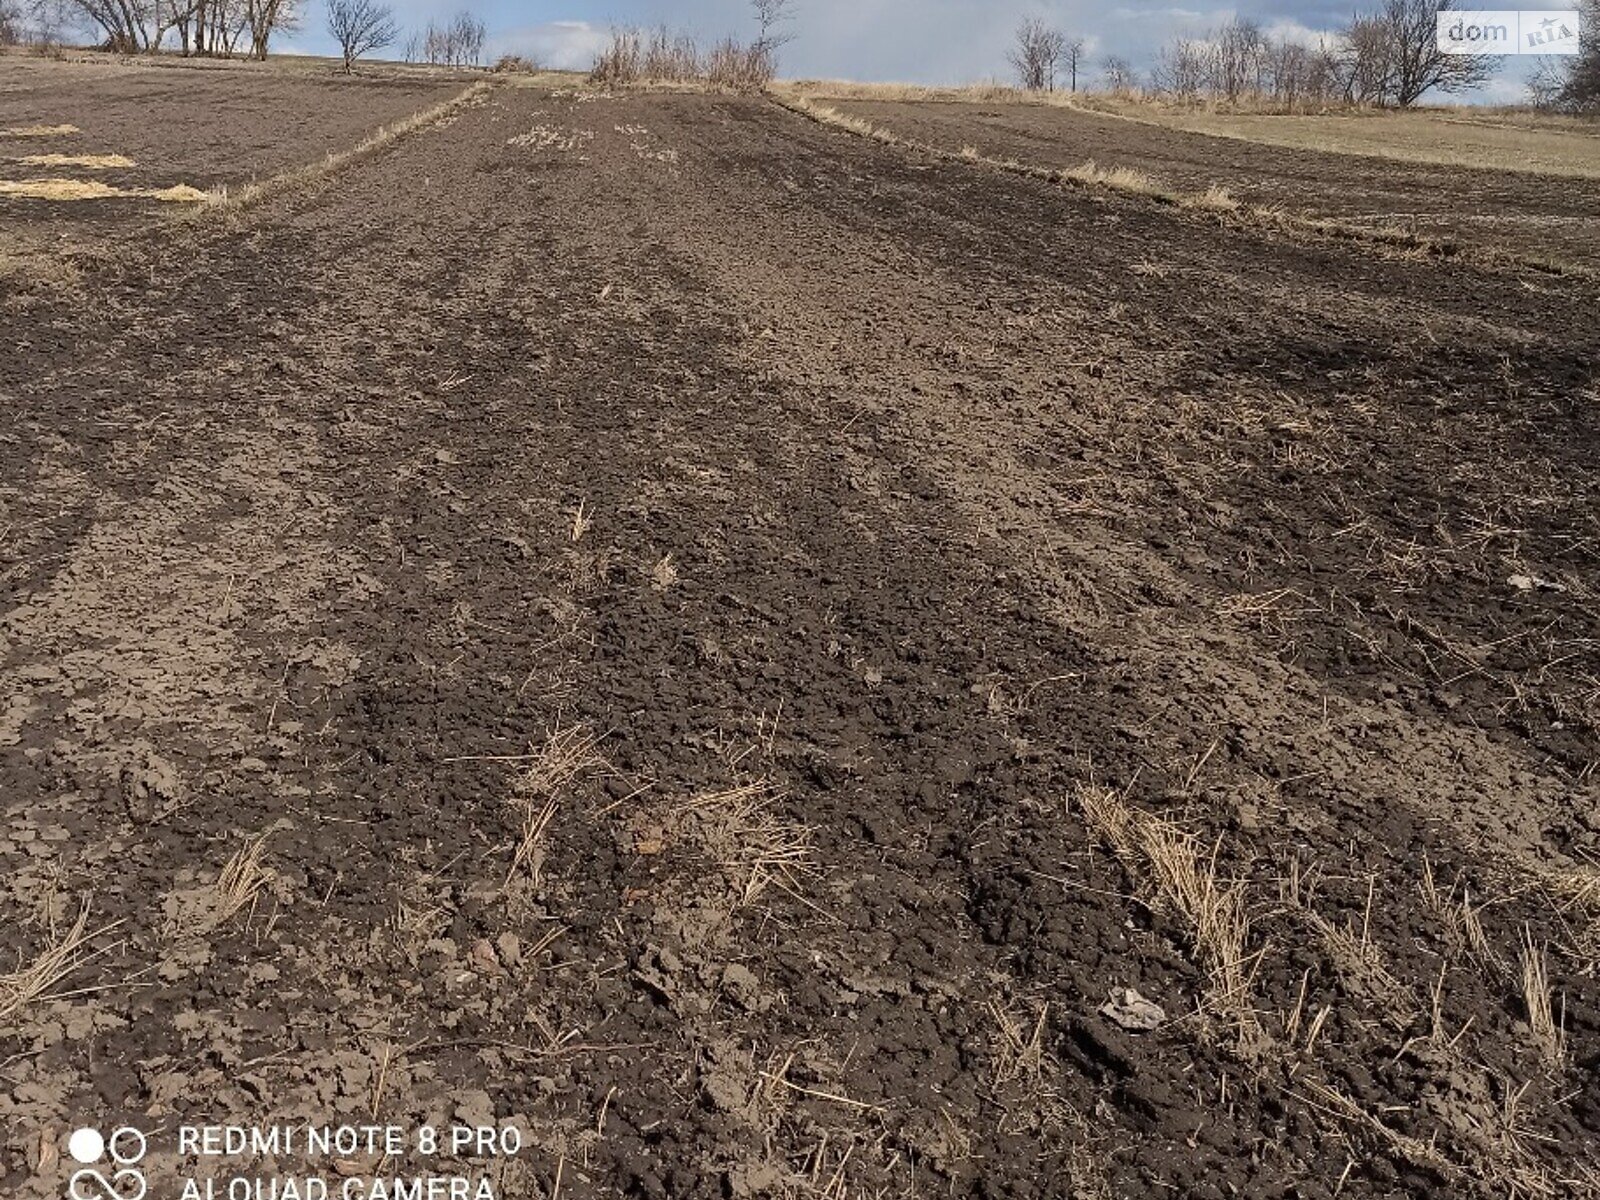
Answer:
[1010, 0, 1597, 111]
[1, 0, 1594, 113]
[0, 0, 485, 66]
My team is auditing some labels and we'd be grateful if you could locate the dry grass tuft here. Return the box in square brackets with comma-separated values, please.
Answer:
[210, 833, 275, 930]
[18, 152, 135, 169]
[147, 184, 207, 203]
[1518, 927, 1564, 1066]
[590, 27, 775, 91]
[1420, 856, 1504, 974]
[569, 500, 593, 542]
[686, 780, 815, 907]
[989, 998, 1050, 1088]
[1310, 908, 1417, 1030]
[506, 725, 606, 883]
[1063, 160, 1162, 194]
[1298, 1078, 1456, 1173]
[648, 552, 679, 591]
[1076, 784, 1260, 1045]
[1183, 183, 1242, 213]
[0, 901, 122, 1025]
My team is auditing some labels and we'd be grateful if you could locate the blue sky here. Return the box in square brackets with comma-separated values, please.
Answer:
[280, 0, 1539, 102]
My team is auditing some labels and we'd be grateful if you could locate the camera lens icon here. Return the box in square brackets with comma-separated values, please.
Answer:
[65, 1126, 148, 1200]
[68, 1129, 106, 1165]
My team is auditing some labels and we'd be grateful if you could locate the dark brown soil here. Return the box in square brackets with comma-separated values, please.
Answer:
[2, 77, 1599, 1200]
[831, 97, 1600, 272]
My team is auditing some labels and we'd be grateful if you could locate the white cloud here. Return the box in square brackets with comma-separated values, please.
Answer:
[487, 19, 610, 70]
[1261, 16, 1341, 46]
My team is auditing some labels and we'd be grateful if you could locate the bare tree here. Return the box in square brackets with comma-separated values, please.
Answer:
[451, 8, 483, 63]
[1061, 35, 1086, 92]
[19, 0, 72, 45]
[1151, 37, 1205, 99]
[1338, 0, 1495, 105]
[1101, 55, 1137, 94]
[419, 9, 484, 65]
[752, 0, 793, 52]
[1388, 0, 1495, 104]
[0, 0, 23, 42]
[1206, 18, 1266, 101]
[1339, 12, 1395, 101]
[1263, 37, 1343, 110]
[244, 0, 295, 57]
[1008, 16, 1065, 90]
[55, 0, 160, 51]
[327, 0, 394, 71]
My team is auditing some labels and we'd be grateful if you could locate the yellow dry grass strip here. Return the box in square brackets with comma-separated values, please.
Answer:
[197, 79, 496, 219]
[774, 94, 1592, 280]
[0, 177, 120, 200]
[1062, 159, 1163, 194]
[0, 901, 124, 1025]
[0, 178, 207, 202]
[1, 124, 79, 137]
[19, 152, 135, 169]
[1075, 784, 1263, 1048]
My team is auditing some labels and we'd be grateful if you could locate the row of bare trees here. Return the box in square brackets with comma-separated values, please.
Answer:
[1006, 17, 1085, 92]
[401, 8, 482, 67]
[1011, 0, 1500, 108]
[1150, 0, 1495, 107]
[588, 0, 795, 91]
[0, 0, 22, 43]
[0, 0, 294, 55]
[1148, 22, 1348, 107]
[589, 26, 777, 90]
[0, 0, 492, 75]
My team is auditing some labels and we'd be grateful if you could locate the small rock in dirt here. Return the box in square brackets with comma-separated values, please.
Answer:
[656, 946, 683, 975]
[726, 1164, 788, 1198]
[719, 963, 761, 1010]
[495, 932, 522, 967]
[702, 1069, 748, 1114]
[1507, 573, 1565, 593]
[452, 1090, 495, 1126]
[1099, 987, 1166, 1032]
[117, 748, 184, 823]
